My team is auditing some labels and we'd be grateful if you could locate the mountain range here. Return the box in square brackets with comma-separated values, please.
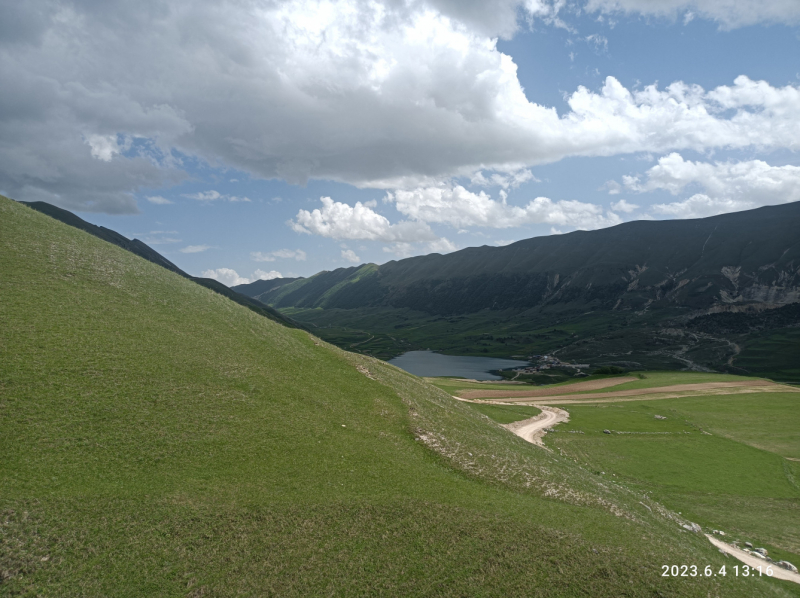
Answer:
[233, 202, 800, 381]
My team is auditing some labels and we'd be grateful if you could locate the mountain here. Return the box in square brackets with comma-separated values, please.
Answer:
[232, 275, 301, 300]
[2, 194, 762, 596]
[21, 200, 301, 329]
[238, 202, 800, 314]
[235, 202, 800, 381]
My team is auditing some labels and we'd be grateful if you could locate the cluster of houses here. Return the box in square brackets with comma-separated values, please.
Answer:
[511, 355, 591, 375]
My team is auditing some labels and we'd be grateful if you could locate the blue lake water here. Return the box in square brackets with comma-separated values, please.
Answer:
[387, 351, 530, 380]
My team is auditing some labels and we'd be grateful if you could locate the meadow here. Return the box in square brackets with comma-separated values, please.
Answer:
[4, 196, 798, 595]
[464, 382, 800, 582]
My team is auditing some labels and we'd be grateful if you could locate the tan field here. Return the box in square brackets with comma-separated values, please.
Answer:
[468, 380, 798, 405]
[457, 376, 638, 399]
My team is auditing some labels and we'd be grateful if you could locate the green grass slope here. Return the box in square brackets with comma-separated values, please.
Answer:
[1, 197, 796, 596]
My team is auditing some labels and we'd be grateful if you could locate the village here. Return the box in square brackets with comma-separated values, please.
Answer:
[511, 355, 591, 376]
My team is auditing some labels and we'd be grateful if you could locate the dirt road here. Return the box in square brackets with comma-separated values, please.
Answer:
[478, 380, 795, 404]
[705, 535, 800, 585]
[502, 406, 570, 447]
[458, 377, 638, 399]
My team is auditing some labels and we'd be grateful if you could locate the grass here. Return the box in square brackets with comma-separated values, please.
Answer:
[547, 394, 800, 576]
[1, 196, 797, 596]
[466, 404, 542, 424]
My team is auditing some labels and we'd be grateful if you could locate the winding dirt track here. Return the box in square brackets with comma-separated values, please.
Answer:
[464, 380, 796, 404]
[705, 535, 800, 585]
[502, 406, 570, 447]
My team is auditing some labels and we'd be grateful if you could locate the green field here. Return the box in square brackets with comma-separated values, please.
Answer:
[5, 196, 799, 595]
[544, 393, 800, 573]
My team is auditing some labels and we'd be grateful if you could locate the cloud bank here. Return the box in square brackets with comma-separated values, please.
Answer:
[617, 153, 800, 218]
[2, 1, 800, 214]
[586, 0, 800, 28]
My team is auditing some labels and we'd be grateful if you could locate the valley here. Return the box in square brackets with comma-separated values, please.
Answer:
[232, 202, 800, 383]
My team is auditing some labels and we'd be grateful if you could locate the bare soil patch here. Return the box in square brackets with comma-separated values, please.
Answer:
[483, 380, 797, 405]
[502, 406, 570, 447]
[458, 376, 638, 399]
[706, 535, 800, 585]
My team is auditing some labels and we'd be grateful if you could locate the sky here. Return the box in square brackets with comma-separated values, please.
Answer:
[2, 0, 800, 286]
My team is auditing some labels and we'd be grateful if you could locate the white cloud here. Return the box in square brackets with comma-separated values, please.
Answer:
[341, 249, 361, 263]
[470, 169, 539, 189]
[495, 239, 517, 246]
[146, 195, 173, 205]
[427, 237, 458, 253]
[618, 153, 800, 218]
[291, 197, 439, 243]
[610, 199, 639, 213]
[85, 134, 123, 162]
[3, 0, 800, 216]
[585, 0, 800, 28]
[251, 249, 307, 262]
[201, 267, 283, 286]
[652, 194, 747, 219]
[183, 190, 251, 203]
[201, 268, 252, 286]
[180, 244, 212, 253]
[253, 269, 283, 281]
[389, 185, 622, 230]
[585, 34, 608, 53]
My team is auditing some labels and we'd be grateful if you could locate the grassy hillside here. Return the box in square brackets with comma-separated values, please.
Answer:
[1, 196, 796, 596]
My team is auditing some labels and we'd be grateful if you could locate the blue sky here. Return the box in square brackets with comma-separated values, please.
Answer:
[2, 0, 800, 285]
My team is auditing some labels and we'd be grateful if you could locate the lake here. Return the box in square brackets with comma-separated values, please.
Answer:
[387, 350, 530, 380]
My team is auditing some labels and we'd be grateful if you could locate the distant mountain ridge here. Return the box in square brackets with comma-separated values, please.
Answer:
[19, 200, 301, 329]
[237, 202, 800, 317]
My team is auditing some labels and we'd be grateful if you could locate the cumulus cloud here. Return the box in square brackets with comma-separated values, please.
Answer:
[253, 269, 283, 281]
[427, 237, 459, 253]
[1, 0, 799, 217]
[389, 185, 622, 230]
[251, 249, 307, 262]
[201, 268, 252, 286]
[180, 244, 212, 253]
[610, 199, 639, 213]
[616, 153, 800, 218]
[85, 134, 125, 162]
[291, 197, 440, 243]
[202, 267, 283, 286]
[585, 0, 800, 28]
[341, 249, 361, 263]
